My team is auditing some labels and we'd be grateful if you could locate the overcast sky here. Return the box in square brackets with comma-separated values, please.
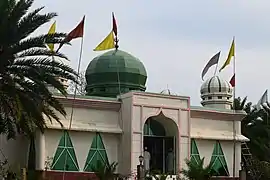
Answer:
[33, 0, 270, 106]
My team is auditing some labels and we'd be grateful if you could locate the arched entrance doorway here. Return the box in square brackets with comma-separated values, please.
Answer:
[143, 112, 178, 174]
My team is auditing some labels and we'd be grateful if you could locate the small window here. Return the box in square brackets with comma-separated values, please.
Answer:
[100, 88, 105, 92]
[227, 97, 230, 100]
[218, 96, 222, 99]
[202, 98, 205, 100]
[208, 97, 212, 100]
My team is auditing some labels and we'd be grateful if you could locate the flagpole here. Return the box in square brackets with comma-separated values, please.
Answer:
[232, 36, 236, 178]
[68, 38, 84, 129]
[62, 18, 85, 180]
[62, 36, 84, 180]
[114, 31, 121, 98]
[214, 60, 219, 76]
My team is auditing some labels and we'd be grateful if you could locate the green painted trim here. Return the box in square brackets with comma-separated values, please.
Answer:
[84, 132, 109, 172]
[51, 131, 80, 171]
[210, 141, 230, 176]
[190, 139, 201, 165]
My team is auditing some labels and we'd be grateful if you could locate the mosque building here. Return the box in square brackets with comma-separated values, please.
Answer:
[0, 49, 248, 180]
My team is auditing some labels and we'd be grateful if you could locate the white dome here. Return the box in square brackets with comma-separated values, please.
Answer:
[201, 76, 232, 95]
[200, 76, 233, 109]
[160, 88, 178, 95]
[161, 89, 172, 95]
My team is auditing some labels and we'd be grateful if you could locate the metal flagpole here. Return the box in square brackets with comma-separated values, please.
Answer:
[62, 19, 85, 180]
[114, 34, 121, 97]
[214, 60, 219, 76]
[68, 36, 84, 129]
[232, 36, 236, 178]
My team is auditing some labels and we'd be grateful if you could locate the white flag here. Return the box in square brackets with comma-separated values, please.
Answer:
[256, 90, 268, 110]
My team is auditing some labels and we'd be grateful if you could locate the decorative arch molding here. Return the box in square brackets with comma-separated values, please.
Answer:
[84, 132, 109, 172]
[142, 108, 180, 138]
[51, 130, 80, 171]
[143, 108, 179, 127]
[190, 139, 201, 165]
[210, 141, 230, 176]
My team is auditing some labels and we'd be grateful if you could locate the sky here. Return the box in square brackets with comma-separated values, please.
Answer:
[32, 0, 270, 106]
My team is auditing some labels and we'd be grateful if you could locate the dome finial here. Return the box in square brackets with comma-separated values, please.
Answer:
[114, 37, 119, 50]
[112, 12, 119, 50]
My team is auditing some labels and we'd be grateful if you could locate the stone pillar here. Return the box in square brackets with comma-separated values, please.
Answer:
[35, 131, 45, 170]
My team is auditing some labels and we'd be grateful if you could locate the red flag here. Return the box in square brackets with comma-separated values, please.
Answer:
[112, 12, 117, 36]
[57, 16, 85, 52]
[229, 74, 235, 87]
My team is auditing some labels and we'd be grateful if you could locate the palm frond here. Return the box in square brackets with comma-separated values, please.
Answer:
[0, 0, 78, 139]
[16, 48, 68, 59]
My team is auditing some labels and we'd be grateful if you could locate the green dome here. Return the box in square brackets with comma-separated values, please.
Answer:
[85, 49, 147, 97]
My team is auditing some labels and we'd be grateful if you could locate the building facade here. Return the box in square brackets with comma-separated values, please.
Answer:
[0, 49, 248, 179]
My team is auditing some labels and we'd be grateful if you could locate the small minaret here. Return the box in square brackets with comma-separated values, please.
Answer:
[200, 76, 233, 109]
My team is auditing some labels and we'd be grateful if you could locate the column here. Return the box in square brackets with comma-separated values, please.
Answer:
[36, 130, 45, 170]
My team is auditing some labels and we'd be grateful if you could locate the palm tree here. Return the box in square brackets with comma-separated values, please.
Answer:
[0, 0, 77, 139]
[233, 97, 270, 161]
[233, 96, 248, 110]
[68, 71, 87, 95]
[91, 161, 118, 180]
[181, 157, 215, 180]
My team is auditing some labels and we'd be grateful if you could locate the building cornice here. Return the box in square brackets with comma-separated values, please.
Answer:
[191, 107, 246, 121]
[54, 95, 121, 111]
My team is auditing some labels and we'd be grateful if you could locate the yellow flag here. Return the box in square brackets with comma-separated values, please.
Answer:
[219, 39, 235, 72]
[94, 30, 115, 51]
[47, 21, 56, 52]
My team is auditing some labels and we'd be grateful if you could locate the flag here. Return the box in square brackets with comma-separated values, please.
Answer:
[57, 16, 85, 52]
[112, 12, 117, 36]
[201, 51, 220, 80]
[47, 21, 56, 52]
[229, 74, 235, 87]
[256, 90, 268, 110]
[219, 39, 235, 72]
[93, 30, 115, 51]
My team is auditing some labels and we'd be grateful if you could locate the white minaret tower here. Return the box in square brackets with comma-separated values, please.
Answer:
[200, 76, 233, 109]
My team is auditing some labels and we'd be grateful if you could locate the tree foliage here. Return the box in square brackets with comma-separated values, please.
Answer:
[234, 97, 270, 161]
[181, 157, 215, 180]
[68, 70, 86, 95]
[91, 161, 118, 180]
[0, 0, 77, 139]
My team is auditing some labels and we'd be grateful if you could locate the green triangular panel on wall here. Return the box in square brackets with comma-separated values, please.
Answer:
[84, 132, 109, 172]
[190, 139, 201, 165]
[210, 141, 229, 176]
[51, 130, 79, 171]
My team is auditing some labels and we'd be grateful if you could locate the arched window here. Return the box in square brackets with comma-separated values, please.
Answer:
[210, 141, 229, 176]
[51, 131, 79, 171]
[190, 139, 201, 165]
[143, 118, 166, 136]
[84, 132, 109, 172]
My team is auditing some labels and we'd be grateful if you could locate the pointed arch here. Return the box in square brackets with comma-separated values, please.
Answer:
[190, 139, 201, 165]
[84, 132, 109, 172]
[210, 141, 229, 176]
[51, 131, 79, 171]
[143, 118, 166, 136]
